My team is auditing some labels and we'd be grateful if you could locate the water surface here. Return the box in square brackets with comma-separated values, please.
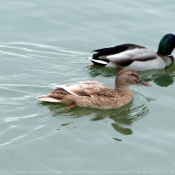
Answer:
[1, 0, 175, 174]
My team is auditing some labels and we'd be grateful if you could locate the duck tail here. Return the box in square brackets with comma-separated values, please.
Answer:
[87, 57, 108, 66]
[37, 95, 60, 103]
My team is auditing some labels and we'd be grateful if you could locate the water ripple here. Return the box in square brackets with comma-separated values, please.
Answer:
[5, 113, 41, 122]
[0, 42, 87, 57]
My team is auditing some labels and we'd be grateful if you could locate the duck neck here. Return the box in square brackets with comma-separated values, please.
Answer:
[115, 85, 132, 102]
[115, 77, 130, 90]
[115, 85, 130, 91]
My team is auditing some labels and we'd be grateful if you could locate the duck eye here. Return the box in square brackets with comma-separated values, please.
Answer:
[130, 73, 137, 77]
[130, 73, 139, 82]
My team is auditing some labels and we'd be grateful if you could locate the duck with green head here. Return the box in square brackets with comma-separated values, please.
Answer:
[88, 34, 175, 71]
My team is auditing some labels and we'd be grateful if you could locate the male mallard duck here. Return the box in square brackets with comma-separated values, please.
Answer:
[37, 69, 151, 110]
[88, 34, 175, 71]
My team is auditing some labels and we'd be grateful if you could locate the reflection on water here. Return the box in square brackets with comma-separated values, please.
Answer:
[39, 101, 149, 136]
[87, 65, 119, 77]
[141, 64, 175, 87]
[87, 64, 175, 87]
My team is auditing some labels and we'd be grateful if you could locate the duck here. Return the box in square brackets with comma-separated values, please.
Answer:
[88, 34, 175, 71]
[37, 69, 151, 110]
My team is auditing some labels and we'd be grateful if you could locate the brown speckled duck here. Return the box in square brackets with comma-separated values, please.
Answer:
[37, 69, 151, 110]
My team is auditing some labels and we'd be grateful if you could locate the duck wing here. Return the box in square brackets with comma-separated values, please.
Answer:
[84, 86, 116, 98]
[53, 81, 110, 97]
[89, 44, 157, 67]
[93, 44, 145, 58]
[37, 81, 111, 102]
[106, 48, 157, 67]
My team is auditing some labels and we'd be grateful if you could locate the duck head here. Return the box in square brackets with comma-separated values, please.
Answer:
[157, 33, 175, 56]
[115, 69, 151, 89]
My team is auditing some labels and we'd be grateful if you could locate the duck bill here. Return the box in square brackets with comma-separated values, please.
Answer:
[139, 79, 151, 86]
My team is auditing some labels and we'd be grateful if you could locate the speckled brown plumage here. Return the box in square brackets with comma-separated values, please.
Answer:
[37, 69, 151, 109]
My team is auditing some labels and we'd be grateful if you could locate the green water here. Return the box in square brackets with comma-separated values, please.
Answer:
[1, 0, 175, 174]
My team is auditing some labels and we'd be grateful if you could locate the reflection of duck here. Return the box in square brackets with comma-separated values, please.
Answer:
[88, 34, 175, 71]
[39, 100, 149, 136]
[140, 64, 175, 87]
[37, 69, 150, 110]
[87, 65, 118, 77]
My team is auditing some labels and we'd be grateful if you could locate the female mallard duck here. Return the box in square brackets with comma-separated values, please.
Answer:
[37, 69, 151, 110]
[88, 34, 175, 71]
